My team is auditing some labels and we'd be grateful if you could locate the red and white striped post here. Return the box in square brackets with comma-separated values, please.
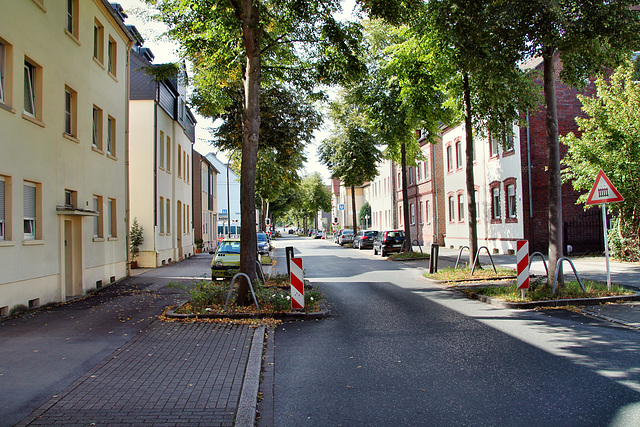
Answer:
[516, 240, 529, 299]
[290, 257, 304, 309]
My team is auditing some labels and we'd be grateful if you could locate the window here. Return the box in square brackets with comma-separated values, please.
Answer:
[93, 195, 103, 238]
[166, 137, 171, 172]
[65, 0, 79, 39]
[178, 145, 182, 178]
[410, 203, 415, 225]
[23, 59, 38, 118]
[64, 86, 77, 137]
[507, 183, 517, 219]
[448, 196, 455, 222]
[455, 141, 463, 169]
[399, 205, 403, 226]
[23, 182, 37, 240]
[159, 131, 165, 169]
[107, 115, 115, 156]
[107, 198, 116, 237]
[93, 20, 104, 64]
[92, 106, 102, 150]
[0, 42, 5, 104]
[446, 145, 453, 172]
[64, 189, 76, 209]
[492, 186, 501, 220]
[186, 154, 189, 182]
[166, 198, 171, 233]
[107, 37, 117, 76]
[159, 196, 164, 234]
[489, 135, 499, 157]
[504, 134, 514, 151]
[426, 200, 431, 224]
[0, 177, 5, 240]
[458, 194, 464, 221]
[419, 201, 423, 224]
[423, 160, 429, 179]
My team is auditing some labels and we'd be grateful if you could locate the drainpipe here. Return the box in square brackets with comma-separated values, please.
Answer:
[153, 78, 159, 266]
[432, 142, 439, 244]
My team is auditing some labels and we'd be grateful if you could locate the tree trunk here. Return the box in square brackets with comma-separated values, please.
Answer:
[237, 0, 261, 305]
[543, 48, 563, 289]
[401, 141, 412, 253]
[463, 73, 478, 266]
[351, 185, 358, 234]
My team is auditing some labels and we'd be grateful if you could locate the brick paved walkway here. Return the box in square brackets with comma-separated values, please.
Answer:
[18, 322, 253, 426]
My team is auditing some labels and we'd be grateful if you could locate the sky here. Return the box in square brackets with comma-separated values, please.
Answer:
[116, 0, 358, 185]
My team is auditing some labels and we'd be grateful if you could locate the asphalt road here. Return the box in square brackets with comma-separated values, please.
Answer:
[264, 236, 640, 426]
[0, 255, 211, 427]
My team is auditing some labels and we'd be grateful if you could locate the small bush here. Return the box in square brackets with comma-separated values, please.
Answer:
[189, 280, 228, 312]
[608, 227, 640, 262]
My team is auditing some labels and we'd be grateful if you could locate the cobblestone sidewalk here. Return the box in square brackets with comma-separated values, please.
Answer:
[18, 322, 253, 426]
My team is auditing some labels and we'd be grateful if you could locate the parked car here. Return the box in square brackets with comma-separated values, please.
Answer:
[334, 229, 349, 244]
[314, 230, 324, 239]
[257, 232, 271, 254]
[373, 230, 405, 257]
[353, 230, 379, 249]
[211, 239, 241, 279]
[338, 229, 354, 246]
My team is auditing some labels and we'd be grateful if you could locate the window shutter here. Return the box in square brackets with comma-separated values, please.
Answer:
[24, 183, 36, 218]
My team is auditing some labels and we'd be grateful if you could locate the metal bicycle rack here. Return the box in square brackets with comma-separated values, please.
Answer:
[552, 258, 585, 294]
[256, 261, 266, 285]
[471, 246, 498, 276]
[224, 273, 260, 312]
[528, 252, 549, 277]
[412, 239, 423, 255]
[454, 246, 470, 269]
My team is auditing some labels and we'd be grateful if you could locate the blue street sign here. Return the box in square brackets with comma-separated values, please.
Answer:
[339, 204, 345, 210]
[221, 209, 228, 214]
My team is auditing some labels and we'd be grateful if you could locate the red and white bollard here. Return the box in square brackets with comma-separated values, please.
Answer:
[290, 257, 304, 309]
[516, 240, 529, 299]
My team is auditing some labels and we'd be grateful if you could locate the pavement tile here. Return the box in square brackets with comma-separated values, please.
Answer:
[17, 322, 253, 426]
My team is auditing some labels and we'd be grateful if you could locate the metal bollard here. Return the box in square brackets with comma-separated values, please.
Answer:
[429, 244, 439, 273]
[286, 246, 294, 277]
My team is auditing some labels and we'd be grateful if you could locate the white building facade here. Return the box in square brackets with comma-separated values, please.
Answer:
[0, 1, 134, 314]
[205, 153, 241, 238]
[129, 43, 196, 267]
[442, 124, 525, 255]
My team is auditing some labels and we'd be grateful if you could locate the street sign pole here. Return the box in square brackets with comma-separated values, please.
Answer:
[602, 203, 611, 290]
[585, 170, 623, 291]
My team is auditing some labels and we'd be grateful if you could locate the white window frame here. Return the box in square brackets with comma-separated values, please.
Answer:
[410, 203, 415, 225]
[456, 141, 463, 169]
[93, 195, 103, 238]
[107, 115, 115, 156]
[107, 198, 116, 238]
[23, 182, 36, 240]
[0, 43, 5, 103]
[490, 135, 499, 157]
[24, 60, 37, 117]
[446, 145, 453, 172]
[0, 177, 5, 240]
[92, 106, 103, 150]
[426, 200, 431, 225]
[458, 194, 464, 221]
[507, 184, 517, 218]
[449, 196, 455, 222]
[492, 187, 501, 219]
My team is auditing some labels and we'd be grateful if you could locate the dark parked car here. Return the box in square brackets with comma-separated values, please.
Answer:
[257, 232, 271, 254]
[353, 230, 379, 249]
[373, 230, 405, 257]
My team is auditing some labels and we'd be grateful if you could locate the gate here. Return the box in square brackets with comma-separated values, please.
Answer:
[563, 208, 604, 254]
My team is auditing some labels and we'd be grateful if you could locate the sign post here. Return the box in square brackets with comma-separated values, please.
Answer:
[585, 170, 624, 290]
[516, 240, 529, 299]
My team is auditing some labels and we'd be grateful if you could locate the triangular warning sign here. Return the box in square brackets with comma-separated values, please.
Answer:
[586, 170, 624, 205]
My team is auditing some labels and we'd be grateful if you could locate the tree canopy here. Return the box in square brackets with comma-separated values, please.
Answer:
[562, 62, 640, 260]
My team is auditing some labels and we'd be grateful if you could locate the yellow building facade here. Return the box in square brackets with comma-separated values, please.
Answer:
[0, 0, 134, 315]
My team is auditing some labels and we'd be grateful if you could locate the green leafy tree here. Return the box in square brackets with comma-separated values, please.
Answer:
[513, 0, 640, 283]
[562, 62, 640, 260]
[148, 0, 364, 304]
[301, 173, 332, 230]
[318, 95, 382, 234]
[129, 218, 144, 264]
[359, 202, 372, 229]
[394, 1, 539, 263]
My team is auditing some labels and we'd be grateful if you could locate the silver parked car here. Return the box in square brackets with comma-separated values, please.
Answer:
[338, 229, 354, 246]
